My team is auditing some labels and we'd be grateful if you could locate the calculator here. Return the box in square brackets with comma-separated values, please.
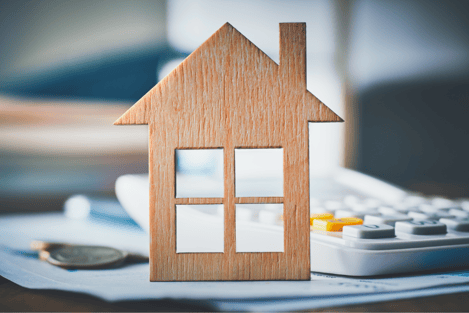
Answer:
[308, 169, 469, 277]
[116, 168, 469, 277]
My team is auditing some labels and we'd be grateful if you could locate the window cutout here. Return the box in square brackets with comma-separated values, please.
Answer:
[176, 204, 224, 253]
[236, 204, 284, 252]
[176, 149, 223, 198]
[235, 148, 283, 197]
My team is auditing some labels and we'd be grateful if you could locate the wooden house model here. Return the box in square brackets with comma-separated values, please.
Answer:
[115, 22, 342, 281]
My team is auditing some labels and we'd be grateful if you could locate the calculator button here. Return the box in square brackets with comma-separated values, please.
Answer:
[460, 201, 469, 211]
[349, 204, 369, 212]
[378, 206, 399, 215]
[392, 202, 420, 212]
[343, 195, 360, 206]
[403, 195, 427, 206]
[419, 204, 447, 213]
[310, 213, 334, 225]
[334, 210, 366, 219]
[431, 197, 455, 209]
[343, 224, 395, 239]
[448, 209, 469, 219]
[364, 214, 412, 226]
[408, 211, 456, 221]
[363, 198, 381, 209]
[324, 201, 345, 211]
[395, 220, 447, 235]
[312, 218, 363, 232]
[439, 218, 469, 232]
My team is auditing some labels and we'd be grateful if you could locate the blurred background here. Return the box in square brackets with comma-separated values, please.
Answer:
[1, 0, 469, 213]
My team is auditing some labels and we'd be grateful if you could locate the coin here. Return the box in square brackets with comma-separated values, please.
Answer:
[38, 250, 50, 261]
[126, 252, 150, 263]
[46, 245, 128, 269]
[30, 240, 71, 252]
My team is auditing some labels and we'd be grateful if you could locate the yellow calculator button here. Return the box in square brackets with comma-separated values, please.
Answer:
[312, 218, 363, 232]
[310, 213, 334, 225]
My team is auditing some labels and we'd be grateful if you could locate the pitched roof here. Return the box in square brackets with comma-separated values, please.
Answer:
[115, 22, 342, 125]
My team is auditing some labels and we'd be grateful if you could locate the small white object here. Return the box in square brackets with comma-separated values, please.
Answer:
[363, 198, 381, 209]
[392, 202, 420, 212]
[403, 195, 428, 206]
[64, 195, 91, 219]
[334, 210, 365, 219]
[349, 203, 370, 212]
[431, 197, 454, 209]
[364, 214, 412, 226]
[440, 218, 469, 232]
[419, 204, 441, 213]
[408, 211, 456, 221]
[459, 200, 469, 211]
[449, 209, 469, 219]
[378, 206, 399, 215]
[395, 220, 447, 235]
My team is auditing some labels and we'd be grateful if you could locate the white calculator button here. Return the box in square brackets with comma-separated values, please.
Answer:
[408, 211, 456, 220]
[343, 224, 395, 239]
[439, 218, 469, 232]
[324, 200, 345, 211]
[431, 197, 455, 209]
[449, 209, 469, 219]
[419, 204, 445, 213]
[364, 214, 412, 226]
[378, 206, 399, 215]
[334, 210, 365, 219]
[395, 220, 447, 235]
[363, 198, 381, 209]
[343, 195, 360, 206]
[460, 201, 469, 211]
[403, 195, 428, 206]
[349, 204, 369, 212]
[403, 206, 421, 212]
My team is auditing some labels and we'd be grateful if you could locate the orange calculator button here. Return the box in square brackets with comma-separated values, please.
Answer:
[312, 217, 363, 232]
[310, 213, 334, 225]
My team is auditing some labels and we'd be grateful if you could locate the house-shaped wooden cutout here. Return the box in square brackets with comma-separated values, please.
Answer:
[115, 22, 342, 281]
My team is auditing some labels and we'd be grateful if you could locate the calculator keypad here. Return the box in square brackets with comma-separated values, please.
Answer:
[309, 195, 469, 250]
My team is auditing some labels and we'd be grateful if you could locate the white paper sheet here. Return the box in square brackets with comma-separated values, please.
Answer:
[1, 212, 469, 308]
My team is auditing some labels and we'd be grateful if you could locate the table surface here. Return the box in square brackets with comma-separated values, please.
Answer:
[1, 276, 469, 312]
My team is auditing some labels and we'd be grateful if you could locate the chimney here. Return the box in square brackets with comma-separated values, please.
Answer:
[279, 23, 306, 89]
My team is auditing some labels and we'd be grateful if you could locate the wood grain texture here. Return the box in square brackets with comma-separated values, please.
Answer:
[115, 22, 342, 281]
[175, 198, 223, 205]
[235, 197, 283, 204]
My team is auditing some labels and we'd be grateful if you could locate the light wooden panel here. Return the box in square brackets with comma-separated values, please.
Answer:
[235, 197, 283, 204]
[175, 198, 224, 205]
[115, 22, 343, 281]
